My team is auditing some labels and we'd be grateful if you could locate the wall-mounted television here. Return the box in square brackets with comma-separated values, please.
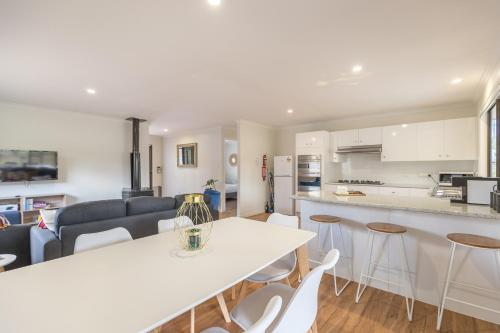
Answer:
[0, 150, 58, 182]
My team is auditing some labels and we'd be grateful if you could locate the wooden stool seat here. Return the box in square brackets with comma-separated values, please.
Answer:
[447, 233, 500, 249]
[310, 215, 341, 224]
[367, 222, 406, 234]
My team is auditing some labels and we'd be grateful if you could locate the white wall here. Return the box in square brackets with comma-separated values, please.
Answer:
[238, 121, 275, 217]
[0, 102, 153, 204]
[333, 154, 475, 186]
[163, 127, 223, 198]
[224, 140, 238, 184]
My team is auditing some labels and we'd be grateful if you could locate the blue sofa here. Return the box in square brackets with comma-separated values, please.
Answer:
[30, 194, 218, 264]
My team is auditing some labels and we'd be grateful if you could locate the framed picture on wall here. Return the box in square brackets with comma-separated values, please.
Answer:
[177, 143, 198, 168]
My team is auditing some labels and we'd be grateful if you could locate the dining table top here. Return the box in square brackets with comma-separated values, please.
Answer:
[0, 216, 315, 333]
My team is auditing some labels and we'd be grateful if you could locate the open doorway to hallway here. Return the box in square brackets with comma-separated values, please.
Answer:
[223, 139, 238, 218]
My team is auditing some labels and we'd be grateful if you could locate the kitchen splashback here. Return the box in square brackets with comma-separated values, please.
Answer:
[329, 153, 476, 186]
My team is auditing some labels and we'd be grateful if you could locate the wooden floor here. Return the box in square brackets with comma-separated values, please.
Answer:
[159, 212, 500, 333]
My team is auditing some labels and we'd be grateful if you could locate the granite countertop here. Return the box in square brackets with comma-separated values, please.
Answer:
[292, 191, 500, 220]
[325, 182, 431, 189]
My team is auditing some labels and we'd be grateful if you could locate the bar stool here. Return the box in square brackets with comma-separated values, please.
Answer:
[310, 214, 353, 296]
[355, 222, 414, 321]
[436, 233, 500, 330]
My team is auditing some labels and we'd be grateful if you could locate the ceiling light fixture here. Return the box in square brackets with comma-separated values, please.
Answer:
[450, 78, 463, 85]
[352, 65, 363, 73]
[207, 0, 221, 6]
[163, 129, 169, 133]
[287, 109, 294, 114]
[86, 88, 96, 95]
[402, 124, 408, 128]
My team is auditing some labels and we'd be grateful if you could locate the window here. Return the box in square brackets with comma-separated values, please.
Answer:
[488, 99, 500, 177]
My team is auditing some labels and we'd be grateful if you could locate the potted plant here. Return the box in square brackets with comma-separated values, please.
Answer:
[203, 179, 220, 211]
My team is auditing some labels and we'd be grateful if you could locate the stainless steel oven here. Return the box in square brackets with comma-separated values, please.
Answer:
[297, 155, 321, 192]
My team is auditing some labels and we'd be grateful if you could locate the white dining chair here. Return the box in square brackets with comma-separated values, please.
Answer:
[73, 227, 132, 253]
[231, 249, 340, 333]
[158, 216, 194, 233]
[201, 296, 282, 333]
[246, 213, 299, 283]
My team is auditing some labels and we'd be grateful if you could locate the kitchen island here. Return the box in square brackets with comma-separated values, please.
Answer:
[293, 191, 500, 324]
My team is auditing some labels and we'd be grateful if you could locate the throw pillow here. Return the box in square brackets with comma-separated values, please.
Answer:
[38, 209, 57, 232]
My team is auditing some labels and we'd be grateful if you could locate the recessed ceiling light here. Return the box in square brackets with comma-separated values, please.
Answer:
[402, 124, 408, 128]
[207, 0, 221, 6]
[316, 80, 329, 87]
[163, 129, 169, 133]
[450, 78, 463, 85]
[287, 109, 294, 114]
[352, 65, 363, 73]
[86, 88, 96, 95]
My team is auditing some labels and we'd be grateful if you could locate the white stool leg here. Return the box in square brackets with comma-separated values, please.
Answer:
[356, 230, 375, 303]
[338, 223, 354, 281]
[317, 222, 322, 257]
[399, 234, 415, 321]
[436, 242, 457, 330]
[331, 224, 351, 296]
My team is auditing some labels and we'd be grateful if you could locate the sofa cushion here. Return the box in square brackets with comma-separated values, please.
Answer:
[126, 196, 176, 216]
[59, 210, 178, 256]
[0, 211, 21, 225]
[0, 224, 32, 269]
[54, 199, 126, 234]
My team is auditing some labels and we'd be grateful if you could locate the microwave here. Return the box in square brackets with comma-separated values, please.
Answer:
[438, 172, 474, 187]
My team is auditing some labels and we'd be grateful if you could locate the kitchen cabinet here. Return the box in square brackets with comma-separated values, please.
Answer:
[329, 132, 340, 162]
[335, 130, 358, 148]
[296, 131, 329, 151]
[358, 127, 382, 145]
[382, 124, 418, 162]
[379, 187, 411, 196]
[334, 127, 382, 148]
[444, 117, 476, 160]
[417, 121, 444, 161]
[416, 117, 477, 161]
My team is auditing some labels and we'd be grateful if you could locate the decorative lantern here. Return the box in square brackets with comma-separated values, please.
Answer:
[174, 194, 213, 253]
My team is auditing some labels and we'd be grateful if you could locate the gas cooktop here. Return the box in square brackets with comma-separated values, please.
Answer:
[337, 180, 384, 185]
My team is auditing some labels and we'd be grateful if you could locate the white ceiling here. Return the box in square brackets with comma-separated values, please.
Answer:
[0, 0, 499, 135]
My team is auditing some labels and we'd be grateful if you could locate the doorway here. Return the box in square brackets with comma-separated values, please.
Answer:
[223, 139, 238, 217]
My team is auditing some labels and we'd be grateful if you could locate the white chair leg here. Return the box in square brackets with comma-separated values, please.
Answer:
[436, 242, 457, 330]
[356, 230, 375, 303]
[399, 234, 415, 321]
[338, 223, 354, 282]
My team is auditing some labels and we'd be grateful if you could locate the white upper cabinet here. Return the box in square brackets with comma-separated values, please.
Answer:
[329, 132, 339, 162]
[334, 127, 382, 148]
[382, 124, 418, 161]
[296, 131, 329, 149]
[358, 127, 382, 145]
[335, 130, 358, 147]
[415, 117, 477, 161]
[417, 121, 445, 161]
[443, 117, 477, 160]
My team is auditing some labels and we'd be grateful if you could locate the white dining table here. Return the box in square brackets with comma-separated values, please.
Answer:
[0, 217, 315, 333]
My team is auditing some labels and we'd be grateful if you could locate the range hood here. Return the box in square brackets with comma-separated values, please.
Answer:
[336, 144, 382, 154]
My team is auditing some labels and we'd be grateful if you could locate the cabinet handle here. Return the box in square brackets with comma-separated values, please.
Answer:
[446, 154, 450, 157]
[438, 154, 441, 157]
